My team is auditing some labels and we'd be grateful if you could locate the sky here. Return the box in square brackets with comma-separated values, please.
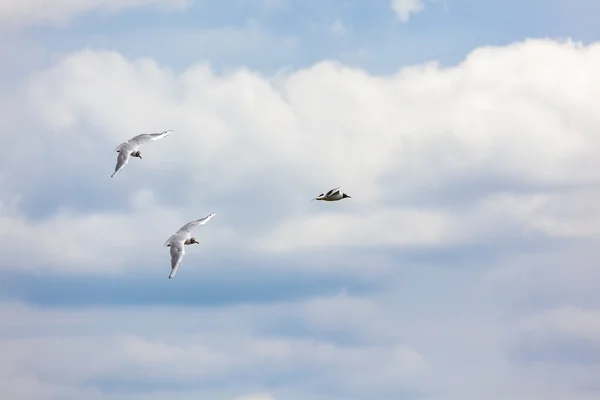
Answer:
[2, 0, 600, 399]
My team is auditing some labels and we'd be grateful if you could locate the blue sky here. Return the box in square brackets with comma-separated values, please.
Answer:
[2, 1, 600, 399]
[5, 0, 600, 77]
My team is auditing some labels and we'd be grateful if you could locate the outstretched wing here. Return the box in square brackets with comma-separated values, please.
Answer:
[325, 186, 342, 197]
[128, 130, 173, 146]
[111, 151, 130, 177]
[168, 241, 185, 279]
[176, 212, 217, 236]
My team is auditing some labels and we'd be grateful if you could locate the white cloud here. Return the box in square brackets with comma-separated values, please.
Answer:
[0, 297, 428, 399]
[0, 0, 189, 29]
[254, 207, 461, 252]
[329, 19, 348, 38]
[391, 0, 425, 22]
[2, 39, 600, 399]
[1, 39, 600, 275]
[519, 307, 600, 343]
[2, 24, 600, 400]
[1, 290, 599, 400]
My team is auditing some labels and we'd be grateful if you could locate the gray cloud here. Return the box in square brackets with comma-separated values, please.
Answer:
[2, 37, 600, 400]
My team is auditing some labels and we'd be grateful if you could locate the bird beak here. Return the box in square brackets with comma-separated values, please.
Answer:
[139, 155, 142, 159]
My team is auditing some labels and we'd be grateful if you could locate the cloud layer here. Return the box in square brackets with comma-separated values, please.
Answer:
[4, 38, 600, 275]
[2, 36, 600, 399]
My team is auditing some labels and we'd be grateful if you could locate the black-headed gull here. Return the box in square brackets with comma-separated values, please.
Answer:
[111, 129, 173, 177]
[163, 212, 216, 279]
[312, 186, 351, 201]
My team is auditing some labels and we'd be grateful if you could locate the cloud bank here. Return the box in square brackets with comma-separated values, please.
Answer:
[2, 37, 600, 399]
[3, 38, 600, 275]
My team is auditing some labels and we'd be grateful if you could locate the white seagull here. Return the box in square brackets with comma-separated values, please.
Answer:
[111, 129, 173, 177]
[163, 212, 216, 279]
[312, 186, 351, 202]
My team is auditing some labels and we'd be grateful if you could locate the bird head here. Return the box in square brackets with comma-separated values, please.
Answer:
[343, 193, 351, 199]
[190, 237, 199, 244]
[134, 151, 142, 159]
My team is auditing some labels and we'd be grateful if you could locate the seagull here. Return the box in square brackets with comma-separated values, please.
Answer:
[163, 212, 216, 279]
[312, 186, 351, 201]
[111, 129, 173, 177]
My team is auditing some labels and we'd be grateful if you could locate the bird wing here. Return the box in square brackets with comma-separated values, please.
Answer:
[175, 212, 217, 236]
[163, 234, 182, 247]
[128, 130, 173, 146]
[325, 186, 342, 197]
[111, 151, 130, 177]
[114, 141, 134, 152]
[168, 240, 185, 279]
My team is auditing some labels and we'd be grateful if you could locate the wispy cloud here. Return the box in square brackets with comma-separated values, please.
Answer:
[0, 0, 190, 29]
[390, 0, 425, 22]
[329, 18, 348, 38]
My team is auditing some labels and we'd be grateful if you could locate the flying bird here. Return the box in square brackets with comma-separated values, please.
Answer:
[312, 186, 351, 201]
[163, 212, 216, 279]
[111, 129, 173, 177]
